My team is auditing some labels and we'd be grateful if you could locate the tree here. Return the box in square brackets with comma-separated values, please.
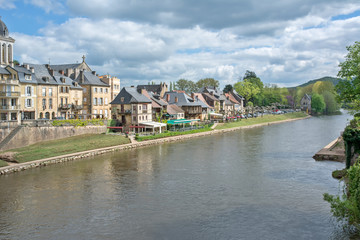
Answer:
[336, 41, 360, 113]
[13, 60, 20, 66]
[311, 93, 326, 113]
[322, 91, 340, 114]
[196, 78, 219, 89]
[175, 79, 197, 93]
[234, 80, 260, 105]
[312, 81, 335, 95]
[223, 84, 233, 93]
[242, 70, 264, 90]
[243, 70, 257, 80]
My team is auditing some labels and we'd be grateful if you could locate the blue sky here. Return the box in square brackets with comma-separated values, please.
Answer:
[1, 0, 360, 88]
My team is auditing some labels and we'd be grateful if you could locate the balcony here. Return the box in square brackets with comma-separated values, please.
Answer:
[0, 105, 21, 110]
[0, 91, 20, 97]
[72, 104, 83, 110]
[118, 109, 132, 114]
[0, 79, 19, 85]
[59, 104, 72, 110]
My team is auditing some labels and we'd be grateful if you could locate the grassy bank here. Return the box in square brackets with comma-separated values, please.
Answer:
[0, 160, 8, 167]
[5, 134, 130, 163]
[215, 112, 308, 130]
[136, 127, 212, 141]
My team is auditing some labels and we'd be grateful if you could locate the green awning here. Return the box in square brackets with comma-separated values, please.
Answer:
[167, 119, 192, 125]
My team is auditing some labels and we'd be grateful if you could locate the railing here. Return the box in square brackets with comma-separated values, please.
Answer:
[72, 104, 83, 110]
[142, 109, 148, 114]
[118, 109, 132, 114]
[58, 104, 72, 110]
[0, 79, 19, 85]
[0, 91, 21, 97]
[0, 105, 21, 110]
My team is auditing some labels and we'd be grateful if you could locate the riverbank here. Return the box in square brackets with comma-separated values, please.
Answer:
[0, 113, 310, 175]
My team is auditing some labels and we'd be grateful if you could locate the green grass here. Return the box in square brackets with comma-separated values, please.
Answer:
[5, 134, 130, 163]
[215, 112, 308, 130]
[0, 160, 8, 167]
[135, 127, 212, 141]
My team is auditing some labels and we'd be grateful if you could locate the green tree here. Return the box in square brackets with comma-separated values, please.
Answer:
[175, 79, 197, 93]
[336, 41, 360, 113]
[223, 84, 233, 93]
[312, 81, 335, 95]
[234, 80, 260, 105]
[311, 93, 326, 113]
[196, 78, 219, 89]
[322, 91, 340, 114]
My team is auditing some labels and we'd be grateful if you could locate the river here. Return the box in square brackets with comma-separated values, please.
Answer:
[0, 113, 354, 239]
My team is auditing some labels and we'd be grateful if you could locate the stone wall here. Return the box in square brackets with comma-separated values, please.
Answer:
[1, 125, 107, 151]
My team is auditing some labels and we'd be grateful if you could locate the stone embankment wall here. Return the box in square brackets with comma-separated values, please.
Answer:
[1, 125, 107, 151]
[0, 116, 310, 175]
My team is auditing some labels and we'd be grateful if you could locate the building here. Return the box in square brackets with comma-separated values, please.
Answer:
[137, 83, 168, 98]
[301, 94, 311, 113]
[50, 57, 111, 119]
[163, 91, 202, 119]
[99, 75, 121, 101]
[0, 18, 15, 67]
[110, 87, 152, 131]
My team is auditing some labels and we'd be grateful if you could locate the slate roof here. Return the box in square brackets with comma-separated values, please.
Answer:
[225, 93, 240, 104]
[142, 89, 162, 109]
[202, 92, 218, 101]
[111, 87, 152, 104]
[49, 63, 82, 71]
[137, 84, 163, 94]
[163, 92, 202, 107]
[11, 65, 37, 84]
[0, 67, 10, 74]
[75, 71, 109, 87]
[27, 64, 58, 85]
[192, 93, 212, 108]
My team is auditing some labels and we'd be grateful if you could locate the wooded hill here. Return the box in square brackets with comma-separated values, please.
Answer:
[292, 76, 342, 89]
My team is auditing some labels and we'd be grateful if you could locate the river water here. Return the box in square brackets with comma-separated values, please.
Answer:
[0, 113, 354, 239]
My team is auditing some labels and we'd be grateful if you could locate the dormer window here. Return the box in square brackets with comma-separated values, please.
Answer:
[120, 97, 124, 102]
[42, 76, 49, 83]
[25, 74, 31, 81]
[60, 77, 66, 83]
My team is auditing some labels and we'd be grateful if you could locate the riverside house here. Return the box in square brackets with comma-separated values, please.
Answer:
[163, 91, 203, 120]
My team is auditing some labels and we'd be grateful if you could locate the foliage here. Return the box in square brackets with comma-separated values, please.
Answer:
[196, 78, 219, 89]
[234, 80, 260, 104]
[312, 81, 335, 95]
[52, 119, 105, 127]
[215, 112, 308, 130]
[343, 118, 360, 168]
[336, 41, 360, 113]
[311, 93, 326, 113]
[13, 60, 20, 66]
[7, 134, 130, 163]
[223, 84, 233, 93]
[0, 160, 8, 167]
[135, 126, 212, 141]
[296, 76, 342, 88]
[175, 79, 197, 93]
[324, 162, 360, 232]
[322, 91, 340, 114]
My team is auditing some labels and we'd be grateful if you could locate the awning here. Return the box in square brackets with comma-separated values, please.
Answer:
[210, 113, 223, 116]
[167, 119, 192, 125]
[140, 121, 167, 133]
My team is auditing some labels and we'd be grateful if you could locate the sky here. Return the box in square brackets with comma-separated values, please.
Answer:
[1, 0, 360, 88]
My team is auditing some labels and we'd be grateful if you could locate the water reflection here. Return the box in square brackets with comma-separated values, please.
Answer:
[0, 113, 355, 240]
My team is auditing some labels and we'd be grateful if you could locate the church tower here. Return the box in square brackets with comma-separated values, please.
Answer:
[0, 17, 15, 67]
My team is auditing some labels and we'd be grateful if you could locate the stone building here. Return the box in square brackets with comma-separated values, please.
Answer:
[0, 18, 14, 67]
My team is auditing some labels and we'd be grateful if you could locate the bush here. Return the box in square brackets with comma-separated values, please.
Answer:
[324, 161, 360, 232]
[52, 119, 105, 127]
[135, 127, 212, 141]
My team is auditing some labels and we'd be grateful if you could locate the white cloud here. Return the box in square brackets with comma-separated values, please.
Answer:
[10, 1, 360, 88]
[25, 0, 66, 14]
[0, 0, 16, 9]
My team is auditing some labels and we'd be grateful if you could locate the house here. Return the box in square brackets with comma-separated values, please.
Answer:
[0, 66, 21, 122]
[301, 94, 311, 113]
[192, 93, 213, 121]
[50, 56, 111, 119]
[142, 89, 168, 121]
[225, 90, 244, 113]
[110, 87, 152, 131]
[199, 87, 226, 113]
[166, 104, 185, 119]
[163, 91, 202, 119]
[137, 82, 168, 98]
[99, 75, 121, 102]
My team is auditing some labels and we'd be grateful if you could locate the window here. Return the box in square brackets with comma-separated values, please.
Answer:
[100, 110, 103, 116]
[49, 99, 53, 109]
[143, 104, 147, 110]
[25, 74, 31, 80]
[93, 98, 97, 105]
[105, 88, 108, 93]
[93, 110, 97, 115]
[61, 86, 64, 93]
[26, 99, 32, 108]
[120, 97, 124, 102]
[26, 86, 32, 96]
[42, 87, 46, 96]
[100, 88, 103, 93]
[94, 88, 97, 93]
[146, 115, 148, 120]
[83, 88, 87, 93]
[133, 116, 136, 122]
[139, 105, 142, 111]
[99, 98, 103, 105]
[49, 88, 53, 96]
[42, 99, 46, 110]
[84, 97, 87, 102]
[105, 110, 108, 118]
[61, 98, 63, 105]
[105, 98, 108, 105]
[138, 116, 141, 121]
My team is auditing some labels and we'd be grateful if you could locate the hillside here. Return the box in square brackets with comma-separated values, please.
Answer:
[295, 76, 342, 88]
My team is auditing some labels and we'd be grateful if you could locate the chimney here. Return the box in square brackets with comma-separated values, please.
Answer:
[23, 64, 29, 70]
[166, 94, 170, 102]
[191, 93, 195, 99]
[30, 67, 34, 73]
[92, 71, 96, 75]
[59, 70, 64, 75]
[65, 69, 70, 77]
[49, 69, 54, 76]
[175, 97, 178, 103]
[141, 89, 147, 95]
[45, 64, 49, 69]
[74, 68, 80, 79]
[79, 70, 85, 84]
[210, 92, 214, 96]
